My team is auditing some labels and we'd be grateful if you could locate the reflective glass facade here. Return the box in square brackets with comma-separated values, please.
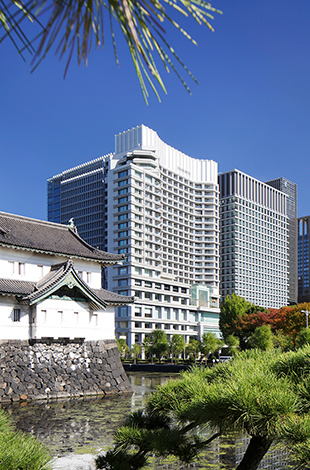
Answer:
[266, 177, 297, 304]
[298, 216, 310, 302]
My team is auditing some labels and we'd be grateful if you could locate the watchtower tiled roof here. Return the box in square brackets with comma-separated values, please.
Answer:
[0, 211, 125, 265]
[0, 261, 134, 307]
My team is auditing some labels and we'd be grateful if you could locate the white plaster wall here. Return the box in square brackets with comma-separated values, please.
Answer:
[0, 297, 30, 340]
[34, 298, 115, 341]
[0, 247, 102, 288]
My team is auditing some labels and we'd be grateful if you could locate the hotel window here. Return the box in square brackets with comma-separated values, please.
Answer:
[13, 308, 21, 322]
[145, 308, 152, 318]
[135, 307, 142, 317]
[119, 306, 127, 317]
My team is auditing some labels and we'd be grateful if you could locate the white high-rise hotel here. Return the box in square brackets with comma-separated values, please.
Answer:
[48, 126, 221, 347]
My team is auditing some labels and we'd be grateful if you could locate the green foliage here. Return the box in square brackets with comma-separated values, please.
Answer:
[225, 334, 240, 356]
[0, 409, 51, 470]
[250, 325, 274, 351]
[296, 328, 310, 349]
[272, 330, 293, 352]
[117, 338, 129, 359]
[100, 348, 310, 470]
[143, 330, 169, 362]
[1, 0, 221, 102]
[130, 343, 141, 363]
[200, 332, 223, 356]
[169, 334, 185, 363]
[185, 338, 200, 362]
[219, 293, 253, 340]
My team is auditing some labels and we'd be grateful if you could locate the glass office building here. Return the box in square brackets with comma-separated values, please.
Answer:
[219, 169, 288, 309]
[48, 125, 220, 348]
[266, 177, 297, 305]
[298, 216, 310, 303]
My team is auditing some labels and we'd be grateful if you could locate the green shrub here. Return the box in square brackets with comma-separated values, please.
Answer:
[0, 409, 51, 470]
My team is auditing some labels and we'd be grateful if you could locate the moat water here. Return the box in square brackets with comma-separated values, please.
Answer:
[3, 372, 293, 470]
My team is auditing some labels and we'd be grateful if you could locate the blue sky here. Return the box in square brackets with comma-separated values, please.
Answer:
[1, 0, 309, 220]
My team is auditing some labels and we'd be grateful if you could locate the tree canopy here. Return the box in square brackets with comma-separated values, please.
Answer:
[1, 0, 221, 101]
[219, 293, 265, 343]
[143, 329, 169, 362]
[96, 346, 310, 470]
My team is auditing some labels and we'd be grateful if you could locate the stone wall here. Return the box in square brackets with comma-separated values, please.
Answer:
[0, 339, 131, 403]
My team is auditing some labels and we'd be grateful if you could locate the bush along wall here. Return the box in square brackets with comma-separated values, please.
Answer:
[0, 339, 132, 403]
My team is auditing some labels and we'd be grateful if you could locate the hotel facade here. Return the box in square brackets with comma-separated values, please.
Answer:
[48, 125, 220, 348]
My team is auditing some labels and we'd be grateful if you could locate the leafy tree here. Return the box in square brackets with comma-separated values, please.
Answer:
[225, 334, 240, 356]
[272, 330, 293, 352]
[219, 293, 253, 341]
[280, 303, 310, 346]
[169, 334, 185, 364]
[96, 347, 310, 470]
[1, 0, 221, 101]
[130, 343, 141, 364]
[144, 330, 169, 363]
[233, 308, 282, 348]
[185, 338, 200, 363]
[232, 303, 310, 350]
[200, 332, 222, 357]
[249, 324, 273, 351]
[117, 338, 129, 359]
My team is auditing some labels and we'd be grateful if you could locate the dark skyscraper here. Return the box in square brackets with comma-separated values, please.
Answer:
[298, 216, 310, 303]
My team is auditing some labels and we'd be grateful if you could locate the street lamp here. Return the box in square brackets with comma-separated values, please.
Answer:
[301, 310, 309, 329]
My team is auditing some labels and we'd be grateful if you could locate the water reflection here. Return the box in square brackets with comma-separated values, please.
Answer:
[3, 373, 173, 456]
[3, 372, 292, 470]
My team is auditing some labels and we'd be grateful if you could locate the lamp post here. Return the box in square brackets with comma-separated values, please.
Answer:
[301, 310, 309, 329]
